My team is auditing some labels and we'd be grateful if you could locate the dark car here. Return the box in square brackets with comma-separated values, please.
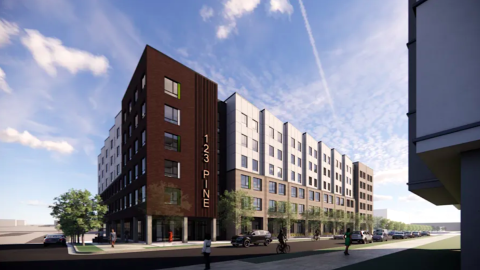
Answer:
[404, 231, 413, 238]
[44, 234, 67, 247]
[388, 231, 396, 236]
[392, 232, 407, 239]
[231, 230, 272, 247]
[373, 232, 387, 242]
[421, 231, 430, 236]
[412, 231, 421, 237]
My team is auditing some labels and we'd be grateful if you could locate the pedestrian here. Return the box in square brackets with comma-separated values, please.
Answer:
[125, 230, 129, 243]
[202, 233, 212, 270]
[344, 228, 351, 255]
[169, 231, 173, 243]
[110, 228, 117, 248]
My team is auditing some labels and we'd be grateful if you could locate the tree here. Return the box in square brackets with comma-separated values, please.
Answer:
[379, 218, 389, 229]
[373, 216, 383, 230]
[269, 201, 299, 237]
[218, 190, 255, 234]
[51, 189, 107, 246]
[301, 206, 321, 235]
[366, 215, 374, 232]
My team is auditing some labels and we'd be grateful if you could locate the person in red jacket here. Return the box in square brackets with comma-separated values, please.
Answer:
[169, 231, 173, 243]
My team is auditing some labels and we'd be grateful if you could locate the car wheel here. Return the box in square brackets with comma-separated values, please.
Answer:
[264, 240, 270, 246]
[243, 240, 250, 248]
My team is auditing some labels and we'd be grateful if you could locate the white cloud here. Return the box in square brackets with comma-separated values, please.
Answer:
[269, 0, 294, 15]
[375, 167, 408, 185]
[176, 47, 189, 57]
[298, 0, 335, 118]
[21, 29, 109, 77]
[0, 127, 74, 154]
[200, 5, 214, 21]
[217, 0, 261, 39]
[0, 67, 12, 93]
[21, 200, 51, 207]
[398, 194, 424, 203]
[0, 18, 19, 47]
[374, 194, 393, 201]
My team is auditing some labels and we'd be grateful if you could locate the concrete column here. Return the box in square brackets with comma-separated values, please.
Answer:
[263, 217, 268, 232]
[133, 217, 138, 243]
[461, 149, 480, 270]
[146, 215, 152, 245]
[212, 218, 217, 241]
[120, 220, 125, 242]
[182, 217, 188, 243]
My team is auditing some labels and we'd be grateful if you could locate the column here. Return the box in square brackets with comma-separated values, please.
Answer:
[211, 218, 217, 241]
[182, 217, 188, 243]
[120, 220, 125, 242]
[133, 217, 138, 243]
[461, 149, 480, 270]
[146, 215, 152, 245]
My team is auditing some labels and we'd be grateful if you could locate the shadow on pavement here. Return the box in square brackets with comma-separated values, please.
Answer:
[0, 244, 64, 251]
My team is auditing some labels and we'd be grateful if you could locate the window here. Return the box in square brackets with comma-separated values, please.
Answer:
[129, 147, 132, 160]
[315, 192, 320, 202]
[328, 183, 331, 190]
[117, 164, 120, 176]
[314, 150, 317, 159]
[142, 158, 146, 174]
[123, 133, 127, 144]
[323, 167, 326, 176]
[278, 201, 286, 213]
[253, 178, 262, 191]
[340, 162, 342, 168]
[336, 160, 338, 168]
[314, 164, 317, 173]
[124, 154, 126, 166]
[298, 173, 301, 183]
[165, 160, 180, 178]
[135, 140, 138, 153]
[164, 105, 180, 125]
[269, 127, 274, 139]
[298, 158, 301, 167]
[291, 137, 295, 147]
[279, 184, 286, 195]
[299, 188, 305, 199]
[269, 164, 274, 175]
[328, 156, 331, 164]
[241, 113, 248, 126]
[309, 176, 312, 186]
[277, 132, 282, 143]
[309, 147, 312, 156]
[142, 130, 146, 145]
[309, 191, 314, 201]
[299, 204, 305, 214]
[291, 187, 297, 197]
[134, 114, 138, 128]
[110, 156, 113, 165]
[329, 195, 333, 204]
[142, 103, 146, 118]
[165, 132, 180, 151]
[165, 188, 181, 205]
[314, 178, 318, 187]
[324, 194, 328, 203]
[323, 153, 326, 162]
[241, 134, 248, 147]
[336, 172, 338, 180]
[291, 171, 295, 181]
[117, 146, 120, 157]
[164, 77, 179, 98]
[252, 159, 258, 172]
[269, 145, 274, 157]
[241, 175, 250, 189]
[253, 198, 262, 211]
[269, 182, 277, 193]
[135, 164, 138, 179]
[309, 161, 312, 171]
[335, 185, 338, 193]
[129, 193, 132, 207]
[123, 112, 127, 122]
[129, 124, 132, 136]
[328, 170, 331, 177]
[253, 120, 258, 132]
[277, 149, 282, 160]
[336, 197, 340, 205]
[277, 167, 282, 178]
[291, 154, 295, 164]
[116, 128, 120, 138]
[269, 200, 276, 212]
[142, 74, 146, 89]
[252, 139, 258, 152]
[241, 155, 248, 168]
[129, 101, 132, 113]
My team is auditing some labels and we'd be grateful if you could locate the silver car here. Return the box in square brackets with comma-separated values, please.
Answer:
[372, 232, 387, 242]
[351, 230, 373, 244]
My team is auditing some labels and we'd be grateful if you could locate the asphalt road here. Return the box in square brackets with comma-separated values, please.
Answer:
[0, 239, 346, 270]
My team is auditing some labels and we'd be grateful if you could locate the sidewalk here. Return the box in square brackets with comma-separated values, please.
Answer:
[160, 235, 458, 270]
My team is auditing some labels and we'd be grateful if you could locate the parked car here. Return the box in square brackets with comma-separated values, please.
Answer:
[388, 231, 396, 236]
[412, 231, 421, 237]
[351, 231, 373, 244]
[44, 234, 67, 247]
[421, 231, 431, 236]
[374, 229, 390, 241]
[404, 231, 414, 238]
[231, 230, 272, 247]
[373, 232, 387, 242]
[392, 232, 407, 239]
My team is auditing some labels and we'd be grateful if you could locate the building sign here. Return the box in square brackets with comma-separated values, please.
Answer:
[202, 134, 210, 208]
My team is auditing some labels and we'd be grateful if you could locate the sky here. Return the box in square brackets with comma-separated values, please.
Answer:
[0, 0, 460, 225]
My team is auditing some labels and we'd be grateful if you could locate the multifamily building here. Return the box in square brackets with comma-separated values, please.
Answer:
[98, 45, 374, 244]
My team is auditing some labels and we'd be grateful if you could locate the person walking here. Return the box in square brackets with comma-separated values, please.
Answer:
[110, 228, 117, 248]
[202, 233, 212, 270]
[344, 228, 351, 255]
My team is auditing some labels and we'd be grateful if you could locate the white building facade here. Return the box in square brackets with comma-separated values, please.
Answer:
[98, 112, 122, 194]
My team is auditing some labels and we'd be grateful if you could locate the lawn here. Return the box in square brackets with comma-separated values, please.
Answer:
[74, 244, 103, 253]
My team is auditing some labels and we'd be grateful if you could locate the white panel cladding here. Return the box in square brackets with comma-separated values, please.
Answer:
[225, 94, 261, 174]
[98, 112, 122, 194]
[331, 148, 343, 196]
[304, 133, 319, 189]
[342, 155, 353, 198]
[318, 142, 332, 193]
[285, 123, 303, 185]
[261, 109, 285, 181]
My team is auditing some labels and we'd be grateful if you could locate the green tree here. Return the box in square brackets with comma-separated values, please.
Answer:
[373, 216, 383, 230]
[301, 206, 322, 236]
[366, 215, 374, 232]
[379, 218, 389, 229]
[218, 190, 255, 234]
[50, 189, 107, 246]
[269, 202, 299, 237]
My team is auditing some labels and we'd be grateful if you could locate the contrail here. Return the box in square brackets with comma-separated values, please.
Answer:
[298, 0, 336, 118]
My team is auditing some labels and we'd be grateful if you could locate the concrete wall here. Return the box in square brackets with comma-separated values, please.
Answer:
[0, 219, 27, 226]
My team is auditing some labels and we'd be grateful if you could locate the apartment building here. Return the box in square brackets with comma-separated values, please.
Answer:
[98, 45, 374, 243]
[353, 162, 374, 220]
[407, 1, 479, 268]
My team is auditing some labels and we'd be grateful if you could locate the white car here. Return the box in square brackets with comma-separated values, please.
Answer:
[351, 230, 373, 244]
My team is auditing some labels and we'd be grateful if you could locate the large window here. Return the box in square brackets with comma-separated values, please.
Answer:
[269, 200, 276, 212]
[291, 154, 295, 164]
[279, 184, 286, 195]
[135, 139, 138, 153]
[299, 204, 305, 214]
[298, 158, 301, 167]
[309, 147, 312, 156]
[298, 173, 301, 183]
[142, 102, 146, 118]
[309, 161, 312, 171]
[253, 198, 262, 211]
[165, 188, 181, 205]
[142, 130, 146, 146]
[135, 164, 138, 179]
[241, 155, 248, 168]
[164, 105, 180, 125]
[328, 195, 333, 204]
[142, 158, 146, 174]
[269, 182, 276, 193]
[241, 134, 248, 147]
[314, 150, 317, 159]
[253, 178, 262, 191]
[277, 167, 282, 178]
[269, 127, 274, 139]
[252, 159, 259, 172]
[314, 164, 317, 173]
[291, 187, 297, 197]
[252, 139, 258, 152]
[142, 74, 146, 89]
[165, 160, 180, 178]
[278, 201, 286, 213]
[291, 171, 295, 181]
[253, 120, 258, 132]
[291, 138, 295, 147]
[299, 188, 305, 199]
[315, 192, 320, 202]
[269, 145, 274, 157]
[165, 132, 180, 151]
[309, 191, 314, 201]
[297, 142, 301, 151]
[277, 132, 282, 143]
[309, 177, 312, 186]
[277, 149, 282, 160]
[241, 175, 250, 189]
[241, 113, 248, 126]
[164, 77, 180, 98]
[324, 194, 328, 203]
[269, 164, 274, 175]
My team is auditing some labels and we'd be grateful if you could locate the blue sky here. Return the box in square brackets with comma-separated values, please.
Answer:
[0, 0, 460, 225]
